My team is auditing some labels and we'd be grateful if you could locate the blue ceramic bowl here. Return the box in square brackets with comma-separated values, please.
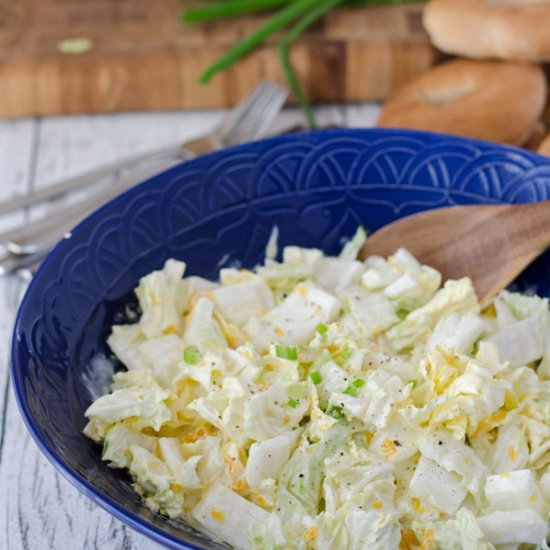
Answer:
[11, 129, 550, 549]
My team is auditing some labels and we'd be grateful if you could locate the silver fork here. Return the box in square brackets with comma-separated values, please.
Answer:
[0, 81, 288, 216]
[0, 81, 288, 275]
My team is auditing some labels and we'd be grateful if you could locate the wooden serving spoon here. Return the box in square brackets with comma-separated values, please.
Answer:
[359, 201, 550, 306]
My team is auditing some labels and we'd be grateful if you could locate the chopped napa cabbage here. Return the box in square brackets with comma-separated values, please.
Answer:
[427, 312, 487, 355]
[248, 513, 287, 550]
[476, 509, 548, 546]
[386, 278, 479, 351]
[486, 314, 546, 367]
[245, 282, 340, 350]
[341, 289, 400, 338]
[316, 511, 349, 549]
[370, 411, 423, 463]
[102, 423, 157, 468]
[363, 348, 419, 382]
[317, 360, 348, 403]
[212, 279, 275, 326]
[84, 235, 550, 550]
[137, 334, 184, 387]
[541, 470, 550, 499]
[339, 227, 367, 260]
[484, 469, 546, 517]
[314, 257, 364, 292]
[489, 420, 529, 474]
[135, 259, 187, 338]
[383, 265, 441, 312]
[158, 438, 202, 489]
[109, 368, 159, 393]
[422, 508, 492, 550]
[410, 455, 467, 514]
[328, 369, 407, 430]
[187, 385, 248, 446]
[129, 445, 184, 518]
[323, 441, 394, 513]
[181, 436, 225, 486]
[84, 386, 172, 438]
[345, 508, 400, 550]
[500, 290, 550, 321]
[183, 297, 227, 353]
[388, 248, 421, 271]
[362, 256, 399, 290]
[419, 361, 510, 439]
[107, 324, 149, 371]
[419, 430, 487, 497]
[192, 484, 270, 550]
[243, 384, 308, 441]
[244, 432, 299, 488]
[184, 275, 220, 294]
[280, 425, 349, 515]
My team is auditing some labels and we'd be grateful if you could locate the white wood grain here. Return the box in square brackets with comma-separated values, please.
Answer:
[0, 118, 36, 449]
[0, 104, 379, 550]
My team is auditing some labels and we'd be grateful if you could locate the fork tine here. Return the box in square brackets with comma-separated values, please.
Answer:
[217, 81, 289, 146]
[232, 85, 287, 141]
[239, 82, 289, 138]
[218, 81, 286, 143]
[218, 81, 283, 132]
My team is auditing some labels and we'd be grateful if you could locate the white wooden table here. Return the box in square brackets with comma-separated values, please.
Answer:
[0, 104, 380, 550]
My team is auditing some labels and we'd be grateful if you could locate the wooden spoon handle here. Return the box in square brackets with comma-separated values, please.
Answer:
[499, 200, 550, 255]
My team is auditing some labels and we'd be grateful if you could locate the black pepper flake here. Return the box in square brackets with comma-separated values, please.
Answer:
[438, 440, 443, 446]
[299, 473, 304, 478]
[393, 440, 401, 447]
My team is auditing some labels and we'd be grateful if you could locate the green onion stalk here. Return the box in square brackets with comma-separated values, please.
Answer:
[182, 0, 426, 128]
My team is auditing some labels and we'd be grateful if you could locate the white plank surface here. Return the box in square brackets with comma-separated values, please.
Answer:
[0, 104, 379, 550]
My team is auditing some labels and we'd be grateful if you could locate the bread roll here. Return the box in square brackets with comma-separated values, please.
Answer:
[377, 59, 546, 146]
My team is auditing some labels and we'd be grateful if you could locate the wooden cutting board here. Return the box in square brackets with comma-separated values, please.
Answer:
[0, 1, 438, 118]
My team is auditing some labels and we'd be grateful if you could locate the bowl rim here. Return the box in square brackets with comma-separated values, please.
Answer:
[10, 127, 550, 549]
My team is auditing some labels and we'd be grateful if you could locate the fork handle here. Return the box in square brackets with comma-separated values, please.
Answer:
[0, 145, 192, 216]
[3, 157, 181, 256]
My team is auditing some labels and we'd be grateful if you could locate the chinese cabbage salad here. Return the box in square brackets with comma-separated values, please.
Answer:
[84, 228, 550, 549]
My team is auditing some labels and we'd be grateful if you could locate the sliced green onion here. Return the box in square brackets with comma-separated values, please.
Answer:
[277, 0, 342, 128]
[184, 0, 428, 128]
[310, 371, 322, 384]
[329, 407, 343, 420]
[334, 346, 353, 365]
[58, 38, 94, 55]
[198, 0, 321, 84]
[288, 398, 299, 408]
[184, 345, 201, 365]
[182, 0, 291, 24]
[316, 323, 328, 335]
[343, 378, 364, 397]
[276, 344, 298, 360]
